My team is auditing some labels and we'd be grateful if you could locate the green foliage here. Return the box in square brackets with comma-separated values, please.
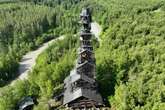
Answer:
[0, 34, 78, 109]
[0, 1, 80, 86]
[0, 80, 31, 110]
[1, 0, 165, 110]
[0, 3, 57, 86]
[94, 0, 165, 109]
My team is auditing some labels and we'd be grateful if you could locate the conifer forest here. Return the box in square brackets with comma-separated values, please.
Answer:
[0, 0, 165, 110]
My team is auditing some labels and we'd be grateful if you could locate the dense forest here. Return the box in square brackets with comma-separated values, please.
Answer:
[0, 0, 165, 110]
[0, 1, 79, 86]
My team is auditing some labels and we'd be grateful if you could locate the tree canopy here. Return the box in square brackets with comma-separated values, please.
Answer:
[0, 0, 165, 110]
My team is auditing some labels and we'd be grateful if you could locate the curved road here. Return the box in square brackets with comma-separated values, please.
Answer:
[18, 36, 64, 80]
[9, 22, 102, 85]
[91, 22, 102, 41]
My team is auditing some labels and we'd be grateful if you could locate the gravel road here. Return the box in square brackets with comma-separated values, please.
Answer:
[9, 22, 101, 85]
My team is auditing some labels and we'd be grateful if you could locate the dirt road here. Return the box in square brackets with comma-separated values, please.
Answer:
[8, 22, 101, 86]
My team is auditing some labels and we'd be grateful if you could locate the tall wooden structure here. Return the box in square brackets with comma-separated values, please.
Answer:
[63, 8, 103, 109]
